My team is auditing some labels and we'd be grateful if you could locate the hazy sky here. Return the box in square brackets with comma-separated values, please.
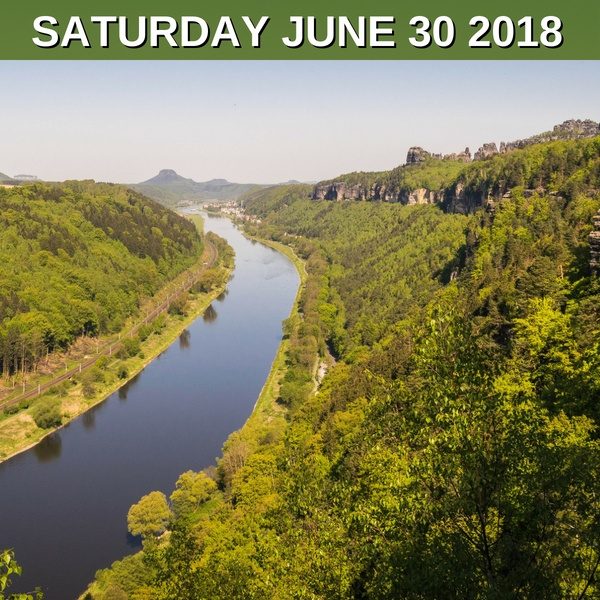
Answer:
[1, 61, 599, 184]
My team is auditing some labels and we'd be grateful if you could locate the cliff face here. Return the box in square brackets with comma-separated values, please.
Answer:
[312, 181, 444, 204]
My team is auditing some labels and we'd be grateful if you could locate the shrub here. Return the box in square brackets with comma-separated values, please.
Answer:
[168, 294, 187, 316]
[137, 324, 152, 341]
[55, 382, 70, 397]
[119, 337, 141, 359]
[96, 356, 110, 370]
[153, 315, 166, 333]
[3, 403, 19, 416]
[31, 399, 62, 429]
[82, 379, 95, 398]
[117, 366, 129, 380]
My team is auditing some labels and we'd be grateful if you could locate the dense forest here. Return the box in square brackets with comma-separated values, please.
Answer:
[84, 136, 599, 599]
[0, 181, 202, 380]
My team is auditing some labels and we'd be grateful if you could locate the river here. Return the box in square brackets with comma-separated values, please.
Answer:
[0, 214, 299, 599]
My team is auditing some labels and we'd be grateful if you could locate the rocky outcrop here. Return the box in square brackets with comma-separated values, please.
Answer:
[406, 147, 437, 164]
[406, 146, 471, 164]
[474, 143, 499, 161]
[590, 211, 600, 274]
[311, 181, 444, 204]
[475, 119, 600, 161]
[444, 147, 471, 163]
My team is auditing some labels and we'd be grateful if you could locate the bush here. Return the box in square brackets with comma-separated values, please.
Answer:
[89, 366, 105, 383]
[80, 367, 103, 398]
[118, 337, 141, 359]
[137, 324, 152, 341]
[153, 315, 166, 333]
[117, 366, 129, 380]
[96, 356, 110, 370]
[3, 403, 19, 416]
[82, 379, 95, 398]
[55, 382, 70, 397]
[168, 294, 188, 316]
[31, 399, 62, 429]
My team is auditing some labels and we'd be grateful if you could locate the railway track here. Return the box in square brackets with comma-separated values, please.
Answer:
[0, 241, 217, 411]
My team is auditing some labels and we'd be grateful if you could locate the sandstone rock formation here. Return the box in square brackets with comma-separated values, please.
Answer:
[311, 181, 444, 204]
[474, 119, 600, 161]
[311, 119, 600, 210]
[474, 143, 499, 161]
[406, 147, 435, 164]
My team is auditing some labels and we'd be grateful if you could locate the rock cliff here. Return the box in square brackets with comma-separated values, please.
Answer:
[311, 180, 444, 204]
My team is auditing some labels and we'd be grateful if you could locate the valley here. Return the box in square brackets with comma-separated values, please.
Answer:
[2, 118, 600, 599]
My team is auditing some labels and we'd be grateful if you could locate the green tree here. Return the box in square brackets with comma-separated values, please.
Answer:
[127, 492, 172, 539]
[170, 471, 217, 520]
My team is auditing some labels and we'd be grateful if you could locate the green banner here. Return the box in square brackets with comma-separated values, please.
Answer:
[0, 0, 599, 59]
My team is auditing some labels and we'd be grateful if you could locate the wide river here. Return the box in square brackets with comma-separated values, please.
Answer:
[0, 214, 299, 599]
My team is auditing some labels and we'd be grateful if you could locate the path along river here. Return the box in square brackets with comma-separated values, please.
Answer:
[0, 214, 299, 599]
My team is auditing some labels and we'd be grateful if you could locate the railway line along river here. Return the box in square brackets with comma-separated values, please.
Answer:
[0, 213, 300, 599]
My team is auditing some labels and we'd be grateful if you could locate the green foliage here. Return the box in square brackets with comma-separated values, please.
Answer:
[246, 198, 467, 350]
[0, 549, 43, 599]
[170, 471, 217, 520]
[317, 157, 466, 197]
[30, 398, 62, 429]
[119, 337, 141, 359]
[127, 492, 172, 539]
[167, 295, 187, 316]
[91, 136, 600, 599]
[0, 181, 202, 379]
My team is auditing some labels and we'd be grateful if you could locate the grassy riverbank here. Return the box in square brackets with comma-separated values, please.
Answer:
[0, 219, 233, 463]
[243, 235, 307, 428]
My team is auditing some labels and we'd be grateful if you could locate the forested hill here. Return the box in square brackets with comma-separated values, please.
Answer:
[132, 169, 261, 206]
[0, 181, 201, 377]
[87, 136, 600, 599]
[312, 126, 600, 212]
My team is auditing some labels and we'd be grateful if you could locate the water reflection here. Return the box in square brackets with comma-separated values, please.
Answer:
[179, 329, 191, 350]
[33, 432, 62, 463]
[125, 532, 142, 551]
[82, 410, 96, 430]
[202, 304, 218, 324]
[216, 289, 228, 302]
[118, 373, 141, 401]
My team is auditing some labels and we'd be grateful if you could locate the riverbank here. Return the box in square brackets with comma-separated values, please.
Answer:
[0, 226, 233, 463]
[243, 235, 307, 426]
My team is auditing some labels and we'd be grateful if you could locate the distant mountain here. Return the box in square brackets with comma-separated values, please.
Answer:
[132, 169, 262, 206]
[13, 174, 39, 181]
[0, 173, 40, 184]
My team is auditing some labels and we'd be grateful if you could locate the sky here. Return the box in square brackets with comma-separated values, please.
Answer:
[1, 61, 599, 184]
